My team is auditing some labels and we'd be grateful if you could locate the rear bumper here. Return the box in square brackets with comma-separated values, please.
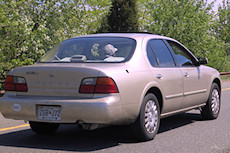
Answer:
[0, 93, 127, 125]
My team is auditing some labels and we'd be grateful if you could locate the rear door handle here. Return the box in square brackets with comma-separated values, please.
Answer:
[156, 74, 163, 79]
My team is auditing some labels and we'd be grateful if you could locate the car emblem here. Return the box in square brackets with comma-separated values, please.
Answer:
[49, 74, 55, 78]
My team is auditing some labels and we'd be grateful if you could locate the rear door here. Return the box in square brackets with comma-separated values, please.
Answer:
[146, 39, 183, 114]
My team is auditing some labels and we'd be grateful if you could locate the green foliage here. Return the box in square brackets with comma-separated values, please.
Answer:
[1, 0, 230, 90]
[205, 36, 230, 71]
[207, 0, 230, 71]
[0, 0, 110, 89]
[214, 0, 230, 55]
[98, 0, 139, 32]
[139, 0, 230, 72]
[141, 0, 211, 54]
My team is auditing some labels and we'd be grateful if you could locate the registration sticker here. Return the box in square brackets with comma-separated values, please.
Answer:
[37, 105, 61, 121]
[12, 104, 21, 112]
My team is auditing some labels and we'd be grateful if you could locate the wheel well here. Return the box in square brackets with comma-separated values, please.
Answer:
[146, 87, 163, 113]
[213, 78, 221, 90]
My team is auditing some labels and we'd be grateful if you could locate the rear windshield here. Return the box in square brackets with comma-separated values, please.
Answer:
[39, 37, 136, 63]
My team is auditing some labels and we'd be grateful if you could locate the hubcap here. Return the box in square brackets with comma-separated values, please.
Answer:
[211, 89, 220, 114]
[145, 100, 158, 134]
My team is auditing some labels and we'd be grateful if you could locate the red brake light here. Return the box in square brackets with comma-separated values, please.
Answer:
[79, 77, 118, 94]
[15, 84, 28, 92]
[4, 76, 28, 92]
[79, 85, 95, 93]
[95, 77, 118, 93]
[5, 76, 15, 91]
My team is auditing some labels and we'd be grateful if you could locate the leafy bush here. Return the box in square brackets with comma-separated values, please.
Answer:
[0, 0, 111, 90]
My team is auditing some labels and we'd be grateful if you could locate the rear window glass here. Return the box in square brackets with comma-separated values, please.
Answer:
[148, 39, 175, 67]
[39, 37, 136, 63]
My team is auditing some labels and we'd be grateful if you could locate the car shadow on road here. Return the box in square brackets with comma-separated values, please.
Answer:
[159, 111, 203, 133]
[0, 112, 203, 152]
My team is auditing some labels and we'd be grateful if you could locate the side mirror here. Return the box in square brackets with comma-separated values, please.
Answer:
[198, 57, 208, 65]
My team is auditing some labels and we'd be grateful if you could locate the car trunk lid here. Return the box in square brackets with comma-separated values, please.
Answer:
[12, 64, 100, 97]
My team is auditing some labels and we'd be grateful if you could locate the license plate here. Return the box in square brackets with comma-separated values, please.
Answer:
[37, 105, 61, 121]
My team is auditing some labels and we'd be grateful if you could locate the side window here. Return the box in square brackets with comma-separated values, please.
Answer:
[148, 39, 175, 67]
[167, 41, 194, 66]
[147, 44, 158, 67]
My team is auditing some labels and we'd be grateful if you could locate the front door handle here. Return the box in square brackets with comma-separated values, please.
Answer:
[156, 74, 163, 79]
[184, 72, 189, 78]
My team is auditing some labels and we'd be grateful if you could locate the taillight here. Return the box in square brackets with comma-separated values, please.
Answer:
[5, 76, 15, 91]
[95, 77, 118, 93]
[5, 75, 28, 92]
[79, 77, 118, 94]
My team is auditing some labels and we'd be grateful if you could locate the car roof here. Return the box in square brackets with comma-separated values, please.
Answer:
[68, 32, 187, 52]
[73, 32, 175, 41]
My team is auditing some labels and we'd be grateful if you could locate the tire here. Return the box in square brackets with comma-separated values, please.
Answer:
[131, 93, 160, 141]
[201, 83, 221, 120]
[29, 121, 59, 135]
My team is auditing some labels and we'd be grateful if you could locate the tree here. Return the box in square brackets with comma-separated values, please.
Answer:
[99, 0, 139, 32]
[0, 0, 111, 90]
[215, 0, 230, 55]
[139, 0, 230, 71]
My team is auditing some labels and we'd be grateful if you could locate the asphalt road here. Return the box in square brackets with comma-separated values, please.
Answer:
[0, 81, 230, 153]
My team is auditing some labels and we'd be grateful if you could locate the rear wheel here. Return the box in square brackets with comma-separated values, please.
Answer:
[29, 121, 59, 135]
[201, 83, 220, 120]
[131, 93, 160, 141]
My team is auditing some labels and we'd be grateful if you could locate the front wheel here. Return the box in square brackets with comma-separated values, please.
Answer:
[201, 83, 221, 120]
[131, 93, 160, 141]
[29, 121, 59, 135]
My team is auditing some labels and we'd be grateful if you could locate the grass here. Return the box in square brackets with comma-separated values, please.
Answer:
[221, 76, 230, 81]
